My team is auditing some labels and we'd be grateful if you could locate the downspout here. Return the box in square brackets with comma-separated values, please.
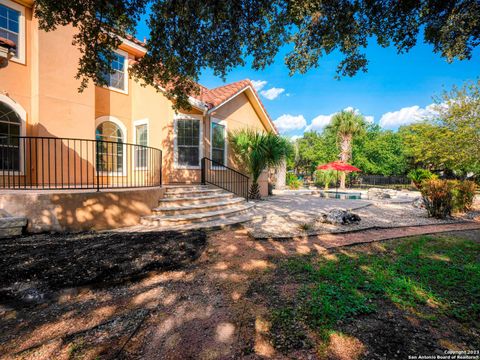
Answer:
[203, 104, 209, 163]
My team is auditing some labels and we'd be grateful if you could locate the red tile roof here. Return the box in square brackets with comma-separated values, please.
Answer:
[192, 79, 277, 132]
[196, 79, 252, 108]
[124, 34, 146, 47]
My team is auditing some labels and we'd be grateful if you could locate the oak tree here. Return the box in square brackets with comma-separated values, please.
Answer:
[34, 0, 480, 109]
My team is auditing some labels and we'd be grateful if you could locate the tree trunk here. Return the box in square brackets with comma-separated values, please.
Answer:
[249, 182, 261, 199]
[275, 159, 287, 190]
[339, 135, 352, 190]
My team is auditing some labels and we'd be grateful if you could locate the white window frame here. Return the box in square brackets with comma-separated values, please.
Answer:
[133, 118, 149, 170]
[0, 0, 25, 64]
[173, 113, 203, 169]
[0, 94, 26, 175]
[95, 116, 127, 176]
[210, 118, 227, 169]
[104, 49, 129, 94]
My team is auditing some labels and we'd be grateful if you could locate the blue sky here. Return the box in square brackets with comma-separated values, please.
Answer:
[135, 24, 479, 137]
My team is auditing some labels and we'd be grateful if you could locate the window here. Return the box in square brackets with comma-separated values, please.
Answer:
[176, 118, 201, 167]
[103, 52, 127, 92]
[0, 0, 24, 63]
[0, 101, 20, 171]
[135, 122, 148, 169]
[96, 121, 124, 173]
[211, 121, 226, 165]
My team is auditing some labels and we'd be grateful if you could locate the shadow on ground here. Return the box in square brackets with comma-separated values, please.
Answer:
[0, 228, 478, 359]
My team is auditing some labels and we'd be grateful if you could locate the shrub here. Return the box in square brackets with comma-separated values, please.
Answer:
[421, 179, 455, 219]
[421, 179, 477, 218]
[408, 169, 437, 189]
[286, 173, 302, 189]
[314, 170, 336, 190]
[451, 180, 477, 212]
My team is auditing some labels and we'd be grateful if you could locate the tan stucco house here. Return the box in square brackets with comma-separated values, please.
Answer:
[0, 0, 277, 233]
[0, 0, 277, 183]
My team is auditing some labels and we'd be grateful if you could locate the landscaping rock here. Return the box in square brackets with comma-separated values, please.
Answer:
[367, 188, 392, 199]
[0, 210, 27, 239]
[412, 197, 425, 208]
[321, 209, 361, 225]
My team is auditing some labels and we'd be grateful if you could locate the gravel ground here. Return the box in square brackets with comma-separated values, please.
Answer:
[246, 198, 480, 239]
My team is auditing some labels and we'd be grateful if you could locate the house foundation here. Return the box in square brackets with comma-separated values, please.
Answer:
[0, 187, 164, 233]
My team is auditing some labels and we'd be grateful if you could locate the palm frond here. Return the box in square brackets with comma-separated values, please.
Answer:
[229, 129, 289, 184]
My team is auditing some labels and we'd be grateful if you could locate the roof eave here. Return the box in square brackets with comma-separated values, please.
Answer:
[188, 96, 208, 112]
[207, 85, 278, 134]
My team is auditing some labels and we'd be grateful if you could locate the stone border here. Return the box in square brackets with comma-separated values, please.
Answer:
[250, 220, 478, 241]
[249, 222, 480, 249]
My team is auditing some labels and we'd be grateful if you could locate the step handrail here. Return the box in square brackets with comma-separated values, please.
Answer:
[201, 157, 249, 200]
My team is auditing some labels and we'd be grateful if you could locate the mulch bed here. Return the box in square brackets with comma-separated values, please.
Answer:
[0, 230, 207, 308]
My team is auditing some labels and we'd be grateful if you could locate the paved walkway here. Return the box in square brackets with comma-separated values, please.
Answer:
[253, 194, 371, 216]
[247, 194, 479, 239]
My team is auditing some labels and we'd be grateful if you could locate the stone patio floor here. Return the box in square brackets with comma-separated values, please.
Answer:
[247, 194, 480, 239]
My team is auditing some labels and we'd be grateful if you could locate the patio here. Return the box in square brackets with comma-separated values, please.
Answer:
[246, 192, 480, 239]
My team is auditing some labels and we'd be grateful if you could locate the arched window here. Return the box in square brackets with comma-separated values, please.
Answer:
[0, 101, 21, 171]
[95, 120, 124, 173]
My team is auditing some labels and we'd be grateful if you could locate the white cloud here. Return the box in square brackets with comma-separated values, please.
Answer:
[289, 135, 302, 142]
[261, 87, 285, 100]
[274, 114, 307, 133]
[305, 107, 374, 132]
[379, 104, 436, 129]
[251, 80, 267, 91]
[305, 114, 335, 132]
[343, 106, 357, 113]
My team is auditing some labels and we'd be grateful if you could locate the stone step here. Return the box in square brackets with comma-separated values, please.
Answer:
[163, 188, 225, 198]
[152, 197, 246, 216]
[164, 185, 214, 193]
[158, 192, 236, 207]
[0, 216, 27, 238]
[115, 211, 265, 233]
[141, 203, 255, 226]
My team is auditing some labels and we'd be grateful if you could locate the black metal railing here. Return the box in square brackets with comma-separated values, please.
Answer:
[349, 174, 411, 189]
[0, 136, 162, 190]
[201, 157, 249, 200]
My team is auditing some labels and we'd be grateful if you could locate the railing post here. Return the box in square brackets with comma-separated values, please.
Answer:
[95, 140, 100, 192]
[201, 157, 206, 185]
[159, 150, 162, 187]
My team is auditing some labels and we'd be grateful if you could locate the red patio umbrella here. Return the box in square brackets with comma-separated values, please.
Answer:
[317, 161, 361, 194]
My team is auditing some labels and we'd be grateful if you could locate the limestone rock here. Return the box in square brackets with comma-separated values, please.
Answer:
[412, 197, 425, 208]
[321, 209, 361, 225]
[368, 188, 392, 200]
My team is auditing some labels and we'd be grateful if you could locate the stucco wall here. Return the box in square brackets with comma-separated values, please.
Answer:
[208, 93, 271, 197]
[0, 187, 164, 232]
[35, 25, 95, 139]
[0, 2, 273, 196]
[0, 5, 32, 123]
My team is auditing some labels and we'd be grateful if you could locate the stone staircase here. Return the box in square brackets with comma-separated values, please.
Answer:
[140, 185, 257, 230]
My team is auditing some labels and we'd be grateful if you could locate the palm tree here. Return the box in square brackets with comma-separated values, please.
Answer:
[326, 110, 366, 189]
[229, 129, 290, 199]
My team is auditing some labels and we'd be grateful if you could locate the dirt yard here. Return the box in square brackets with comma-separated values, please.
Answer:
[0, 227, 479, 359]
